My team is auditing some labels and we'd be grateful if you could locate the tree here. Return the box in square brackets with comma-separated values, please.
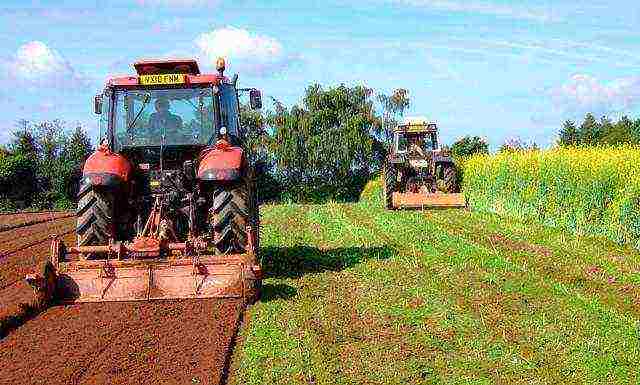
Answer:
[558, 120, 578, 146]
[377, 88, 410, 146]
[451, 136, 489, 158]
[239, 101, 282, 203]
[633, 119, 640, 143]
[64, 125, 93, 166]
[602, 115, 636, 145]
[11, 120, 38, 158]
[58, 125, 94, 201]
[389, 89, 410, 115]
[0, 120, 94, 210]
[270, 83, 382, 201]
[577, 113, 602, 145]
[0, 152, 38, 208]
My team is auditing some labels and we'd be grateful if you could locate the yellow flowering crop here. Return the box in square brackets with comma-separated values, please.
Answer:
[463, 146, 640, 248]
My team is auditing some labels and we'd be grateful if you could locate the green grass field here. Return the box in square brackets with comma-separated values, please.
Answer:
[230, 197, 640, 384]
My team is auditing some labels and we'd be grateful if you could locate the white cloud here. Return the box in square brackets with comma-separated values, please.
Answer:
[194, 26, 295, 76]
[2, 41, 87, 89]
[551, 74, 640, 117]
[391, 0, 558, 22]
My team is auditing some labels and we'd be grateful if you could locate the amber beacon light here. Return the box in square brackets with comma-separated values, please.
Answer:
[216, 57, 226, 75]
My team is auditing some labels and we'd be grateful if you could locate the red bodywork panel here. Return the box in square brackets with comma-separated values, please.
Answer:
[83, 145, 133, 185]
[197, 139, 244, 181]
[109, 74, 226, 87]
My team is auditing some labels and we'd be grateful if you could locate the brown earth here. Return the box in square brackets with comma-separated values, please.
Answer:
[0, 212, 73, 232]
[0, 215, 246, 385]
[0, 281, 41, 339]
[0, 225, 75, 288]
[0, 216, 76, 337]
[0, 217, 75, 258]
[0, 299, 242, 385]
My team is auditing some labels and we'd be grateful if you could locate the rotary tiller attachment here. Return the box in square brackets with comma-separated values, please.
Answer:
[25, 236, 262, 306]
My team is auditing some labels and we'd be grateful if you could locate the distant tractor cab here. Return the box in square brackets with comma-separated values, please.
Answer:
[382, 117, 464, 209]
[26, 58, 264, 306]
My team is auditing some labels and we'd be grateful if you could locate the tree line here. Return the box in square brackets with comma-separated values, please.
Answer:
[0, 120, 93, 211]
[558, 113, 640, 147]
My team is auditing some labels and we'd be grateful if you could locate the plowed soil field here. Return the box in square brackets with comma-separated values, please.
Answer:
[0, 213, 244, 385]
[0, 300, 241, 385]
[0, 211, 73, 232]
[0, 221, 75, 288]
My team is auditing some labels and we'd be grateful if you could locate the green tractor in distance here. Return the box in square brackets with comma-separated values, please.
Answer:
[382, 117, 464, 210]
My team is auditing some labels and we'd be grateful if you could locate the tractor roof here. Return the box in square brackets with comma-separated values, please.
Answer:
[134, 59, 200, 75]
[106, 58, 228, 88]
[395, 116, 437, 133]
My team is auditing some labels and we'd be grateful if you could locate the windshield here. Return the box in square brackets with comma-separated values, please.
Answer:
[113, 87, 219, 149]
[397, 132, 438, 154]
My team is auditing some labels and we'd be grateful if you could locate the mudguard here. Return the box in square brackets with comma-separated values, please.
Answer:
[197, 139, 244, 181]
[82, 144, 132, 188]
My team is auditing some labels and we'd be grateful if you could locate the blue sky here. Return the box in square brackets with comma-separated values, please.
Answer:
[1, 0, 639, 148]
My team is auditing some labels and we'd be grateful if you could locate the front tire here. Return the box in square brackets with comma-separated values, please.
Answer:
[382, 163, 396, 210]
[76, 182, 115, 247]
[210, 182, 249, 254]
[441, 164, 459, 193]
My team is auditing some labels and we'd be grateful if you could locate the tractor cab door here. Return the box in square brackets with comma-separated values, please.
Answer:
[218, 83, 240, 145]
[394, 131, 408, 155]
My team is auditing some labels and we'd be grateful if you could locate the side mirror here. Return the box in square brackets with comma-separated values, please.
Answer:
[249, 89, 262, 110]
[94, 94, 102, 115]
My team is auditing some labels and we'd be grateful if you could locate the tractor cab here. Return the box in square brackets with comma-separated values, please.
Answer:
[393, 117, 439, 157]
[95, 58, 260, 151]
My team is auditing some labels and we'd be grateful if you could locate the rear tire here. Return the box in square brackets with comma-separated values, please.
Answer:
[210, 182, 249, 254]
[441, 164, 459, 193]
[382, 163, 396, 210]
[76, 182, 115, 247]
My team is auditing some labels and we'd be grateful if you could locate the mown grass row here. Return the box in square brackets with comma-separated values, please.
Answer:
[230, 199, 640, 384]
[463, 146, 640, 249]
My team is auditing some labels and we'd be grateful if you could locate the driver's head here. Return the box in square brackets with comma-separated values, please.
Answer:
[155, 98, 170, 113]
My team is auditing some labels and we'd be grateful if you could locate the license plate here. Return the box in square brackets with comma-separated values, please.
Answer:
[140, 73, 185, 85]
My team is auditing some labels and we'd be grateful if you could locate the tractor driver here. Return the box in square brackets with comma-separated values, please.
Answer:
[408, 136, 426, 158]
[148, 98, 187, 140]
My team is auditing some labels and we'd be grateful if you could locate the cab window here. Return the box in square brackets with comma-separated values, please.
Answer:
[395, 133, 408, 153]
[219, 84, 239, 137]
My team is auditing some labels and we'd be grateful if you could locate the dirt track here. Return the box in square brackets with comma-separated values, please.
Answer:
[0, 213, 244, 385]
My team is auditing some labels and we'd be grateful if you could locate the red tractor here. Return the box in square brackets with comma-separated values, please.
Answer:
[27, 58, 264, 305]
